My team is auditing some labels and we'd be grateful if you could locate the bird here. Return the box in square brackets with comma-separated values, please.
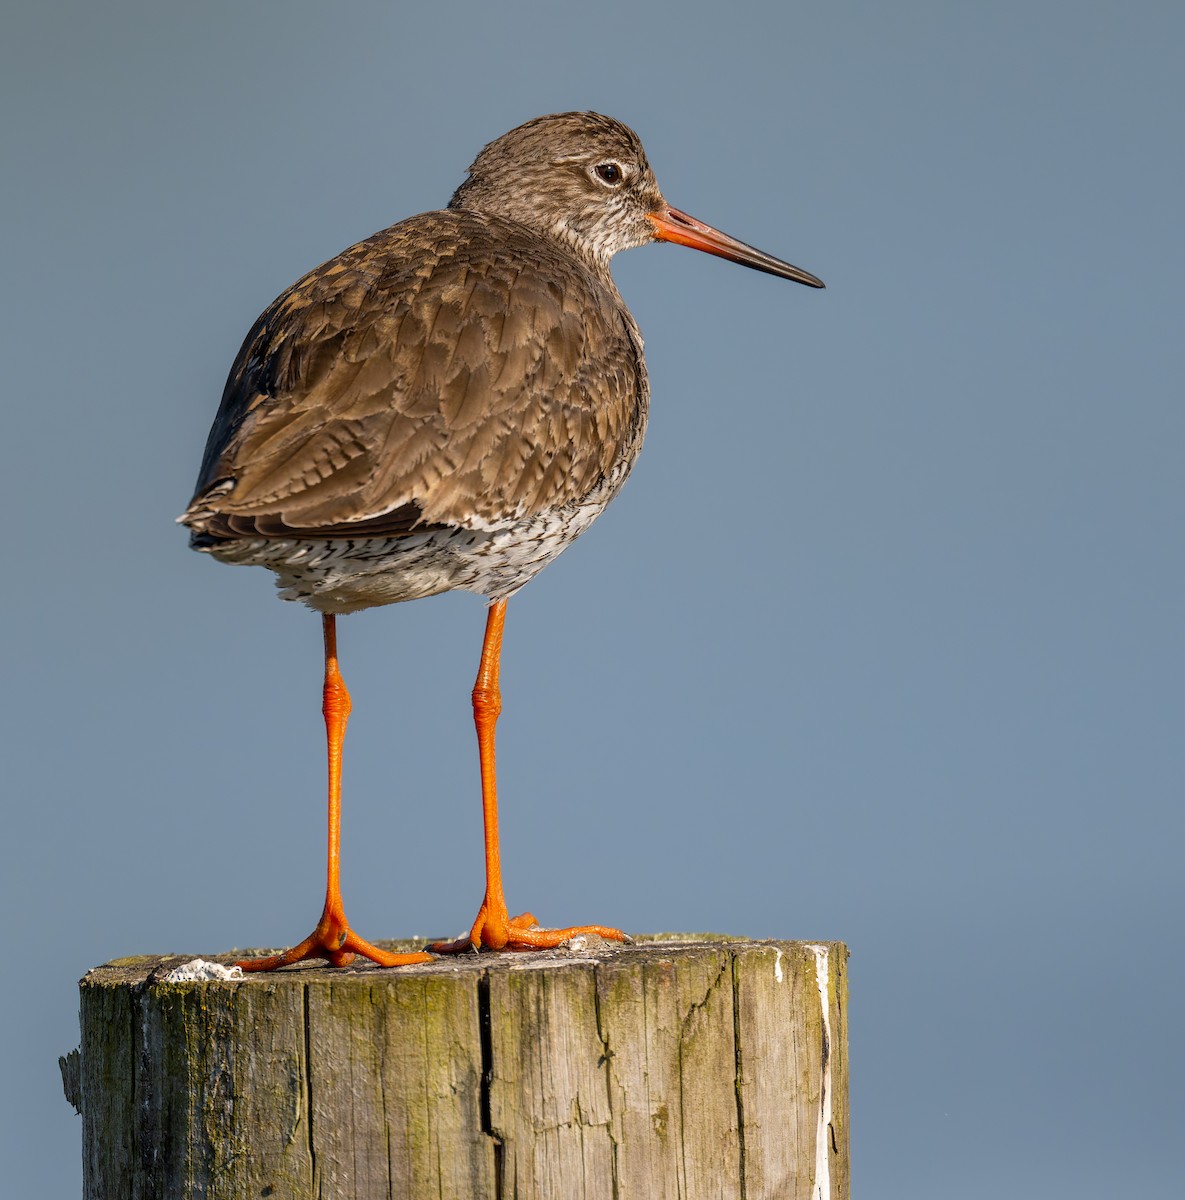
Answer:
[180, 112, 824, 971]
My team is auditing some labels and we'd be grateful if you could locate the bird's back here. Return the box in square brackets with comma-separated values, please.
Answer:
[185, 208, 648, 543]
[181, 208, 650, 612]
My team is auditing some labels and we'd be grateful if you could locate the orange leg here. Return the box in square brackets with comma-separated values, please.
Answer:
[238, 615, 432, 971]
[432, 599, 629, 953]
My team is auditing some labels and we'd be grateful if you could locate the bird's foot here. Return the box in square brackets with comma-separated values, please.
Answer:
[431, 901, 629, 954]
[236, 908, 433, 971]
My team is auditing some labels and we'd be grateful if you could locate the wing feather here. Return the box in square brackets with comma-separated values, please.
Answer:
[184, 209, 644, 541]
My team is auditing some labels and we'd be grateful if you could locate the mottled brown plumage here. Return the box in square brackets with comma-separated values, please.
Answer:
[188, 209, 645, 540]
[182, 114, 668, 613]
[180, 113, 823, 970]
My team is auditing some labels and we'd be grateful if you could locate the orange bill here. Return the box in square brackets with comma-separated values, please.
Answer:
[648, 206, 825, 287]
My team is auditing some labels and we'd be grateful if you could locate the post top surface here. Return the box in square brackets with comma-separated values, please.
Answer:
[82, 935, 848, 989]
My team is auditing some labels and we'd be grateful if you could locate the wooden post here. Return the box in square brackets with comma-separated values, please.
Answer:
[67, 936, 848, 1199]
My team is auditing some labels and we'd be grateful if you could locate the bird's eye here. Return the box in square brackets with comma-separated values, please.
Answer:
[594, 162, 623, 185]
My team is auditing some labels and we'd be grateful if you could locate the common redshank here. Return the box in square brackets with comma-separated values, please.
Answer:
[180, 112, 823, 970]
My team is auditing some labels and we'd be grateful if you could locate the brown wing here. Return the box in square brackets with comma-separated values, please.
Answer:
[183, 209, 644, 540]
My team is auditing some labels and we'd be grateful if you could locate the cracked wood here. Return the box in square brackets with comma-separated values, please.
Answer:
[72, 937, 847, 1200]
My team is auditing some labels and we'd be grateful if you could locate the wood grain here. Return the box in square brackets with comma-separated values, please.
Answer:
[71, 937, 847, 1199]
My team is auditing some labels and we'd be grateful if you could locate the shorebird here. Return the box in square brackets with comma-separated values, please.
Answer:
[181, 112, 823, 971]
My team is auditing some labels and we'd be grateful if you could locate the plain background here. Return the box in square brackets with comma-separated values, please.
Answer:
[3, 3, 1182, 1196]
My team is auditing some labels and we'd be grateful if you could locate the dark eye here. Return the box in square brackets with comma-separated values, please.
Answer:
[594, 162, 623, 185]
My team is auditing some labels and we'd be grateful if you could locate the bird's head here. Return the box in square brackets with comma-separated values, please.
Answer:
[449, 111, 824, 288]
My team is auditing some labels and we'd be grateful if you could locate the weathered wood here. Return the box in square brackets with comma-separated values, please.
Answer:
[71, 936, 848, 1199]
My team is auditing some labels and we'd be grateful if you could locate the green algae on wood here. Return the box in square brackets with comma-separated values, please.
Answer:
[70, 937, 848, 1200]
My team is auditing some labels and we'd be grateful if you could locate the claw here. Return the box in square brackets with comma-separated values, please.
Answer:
[237, 910, 432, 971]
[431, 903, 626, 955]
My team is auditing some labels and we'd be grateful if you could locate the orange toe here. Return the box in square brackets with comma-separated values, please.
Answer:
[237, 912, 433, 971]
[431, 901, 627, 954]
[499, 921, 628, 949]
